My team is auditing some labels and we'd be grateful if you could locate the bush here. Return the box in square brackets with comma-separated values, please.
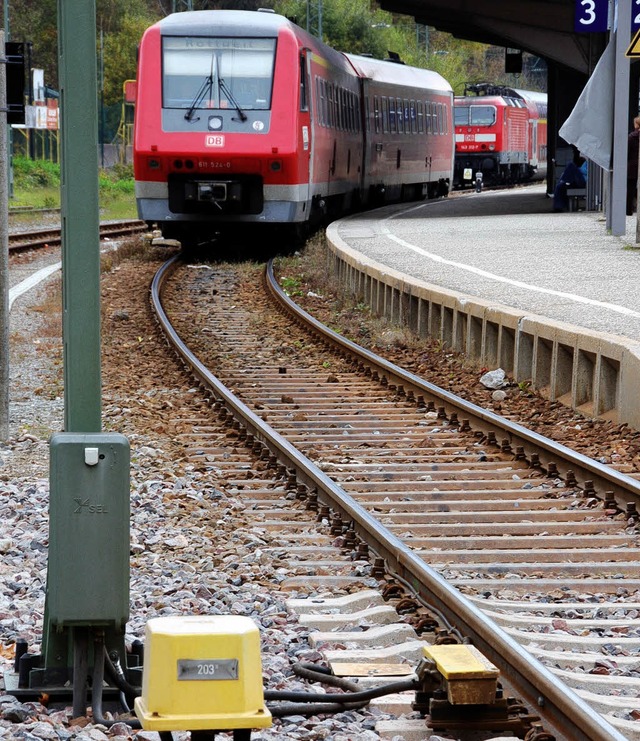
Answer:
[99, 166, 135, 199]
[13, 156, 60, 189]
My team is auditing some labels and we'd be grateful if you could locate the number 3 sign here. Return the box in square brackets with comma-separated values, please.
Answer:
[576, 0, 640, 33]
[575, 0, 609, 32]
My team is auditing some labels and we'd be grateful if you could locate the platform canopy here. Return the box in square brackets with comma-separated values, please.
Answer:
[379, 0, 604, 74]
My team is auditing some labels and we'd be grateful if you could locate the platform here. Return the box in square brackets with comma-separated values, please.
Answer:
[325, 185, 640, 428]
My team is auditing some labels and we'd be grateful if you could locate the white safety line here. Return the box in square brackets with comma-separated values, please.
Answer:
[9, 262, 61, 312]
[382, 207, 640, 320]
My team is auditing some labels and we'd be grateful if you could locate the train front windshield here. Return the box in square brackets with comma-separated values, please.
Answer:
[162, 37, 276, 111]
[454, 105, 496, 127]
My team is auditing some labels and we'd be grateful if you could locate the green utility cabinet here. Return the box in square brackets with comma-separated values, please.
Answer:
[47, 433, 130, 628]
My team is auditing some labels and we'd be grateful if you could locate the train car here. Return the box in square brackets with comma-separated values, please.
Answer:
[133, 9, 454, 247]
[348, 53, 454, 202]
[453, 83, 547, 188]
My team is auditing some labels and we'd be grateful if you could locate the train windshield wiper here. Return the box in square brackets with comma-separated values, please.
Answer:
[218, 78, 247, 122]
[185, 56, 216, 122]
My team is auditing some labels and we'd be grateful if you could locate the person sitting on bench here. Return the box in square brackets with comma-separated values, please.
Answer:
[553, 151, 587, 212]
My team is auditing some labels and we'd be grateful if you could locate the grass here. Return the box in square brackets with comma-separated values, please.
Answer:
[9, 156, 138, 221]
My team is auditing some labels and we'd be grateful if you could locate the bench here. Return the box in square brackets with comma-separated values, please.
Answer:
[566, 187, 586, 211]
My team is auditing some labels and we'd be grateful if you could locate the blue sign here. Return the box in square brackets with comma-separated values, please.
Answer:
[575, 0, 609, 32]
[576, 0, 640, 33]
[634, 0, 640, 31]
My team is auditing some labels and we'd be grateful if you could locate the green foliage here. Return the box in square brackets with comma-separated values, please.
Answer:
[13, 156, 134, 207]
[99, 167, 135, 196]
[102, 12, 156, 106]
[13, 156, 60, 189]
[272, 0, 545, 93]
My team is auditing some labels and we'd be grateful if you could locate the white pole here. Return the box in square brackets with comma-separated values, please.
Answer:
[0, 30, 9, 441]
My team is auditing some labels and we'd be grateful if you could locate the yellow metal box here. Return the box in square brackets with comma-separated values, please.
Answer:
[134, 615, 272, 731]
[423, 644, 499, 705]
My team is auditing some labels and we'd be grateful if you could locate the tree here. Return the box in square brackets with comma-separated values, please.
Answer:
[9, 0, 58, 91]
[101, 13, 155, 107]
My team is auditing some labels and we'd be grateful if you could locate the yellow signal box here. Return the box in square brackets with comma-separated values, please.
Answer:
[134, 615, 272, 733]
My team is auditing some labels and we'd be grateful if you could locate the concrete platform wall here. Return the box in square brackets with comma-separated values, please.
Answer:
[325, 228, 640, 430]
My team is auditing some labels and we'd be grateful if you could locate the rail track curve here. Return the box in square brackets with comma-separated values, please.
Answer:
[150, 253, 640, 741]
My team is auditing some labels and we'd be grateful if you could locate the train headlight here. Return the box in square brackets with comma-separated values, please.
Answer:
[208, 116, 223, 131]
[489, 145, 495, 151]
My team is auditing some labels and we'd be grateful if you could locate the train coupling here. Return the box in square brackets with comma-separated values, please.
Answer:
[413, 644, 551, 738]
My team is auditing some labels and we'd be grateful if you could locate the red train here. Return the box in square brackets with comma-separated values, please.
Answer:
[453, 83, 547, 188]
[133, 9, 454, 247]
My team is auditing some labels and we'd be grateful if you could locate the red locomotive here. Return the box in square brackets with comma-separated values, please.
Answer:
[453, 83, 547, 188]
[133, 9, 454, 247]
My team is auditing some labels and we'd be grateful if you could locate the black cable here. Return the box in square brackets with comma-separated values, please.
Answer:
[91, 633, 141, 730]
[103, 648, 140, 707]
[265, 676, 417, 706]
[292, 663, 361, 692]
[268, 700, 369, 717]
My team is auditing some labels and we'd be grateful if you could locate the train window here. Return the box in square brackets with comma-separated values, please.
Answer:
[373, 96, 380, 133]
[388, 98, 396, 133]
[417, 101, 424, 133]
[397, 98, 404, 133]
[316, 77, 324, 126]
[410, 100, 417, 134]
[299, 55, 309, 112]
[162, 36, 276, 112]
[454, 106, 469, 126]
[382, 97, 389, 133]
[350, 90, 355, 131]
[469, 105, 496, 126]
[341, 88, 347, 130]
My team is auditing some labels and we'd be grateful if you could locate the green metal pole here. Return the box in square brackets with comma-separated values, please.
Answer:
[58, 0, 101, 432]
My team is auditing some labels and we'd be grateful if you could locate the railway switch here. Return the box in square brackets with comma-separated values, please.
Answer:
[415, 645, 543, 735]
[134, 615, 272, 733]
[422, 644, 499, 705]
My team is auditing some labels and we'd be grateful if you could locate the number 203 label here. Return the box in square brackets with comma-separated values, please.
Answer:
[177, 658, 239, 681]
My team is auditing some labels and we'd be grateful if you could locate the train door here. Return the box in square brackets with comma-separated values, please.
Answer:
[530, 119, 538, 168]
[299, 50, 313, 211]
[359, 80, 376, 191]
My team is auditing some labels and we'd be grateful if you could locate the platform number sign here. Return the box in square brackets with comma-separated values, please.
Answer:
[575, 0, 608, 32]
[576, 0, 640, 32]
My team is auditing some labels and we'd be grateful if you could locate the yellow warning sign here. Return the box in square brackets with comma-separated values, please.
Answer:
[626, 29, 640, 58]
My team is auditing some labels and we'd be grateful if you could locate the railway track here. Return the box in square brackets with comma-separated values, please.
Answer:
[8, 219, 146, 253]
[148, 254, 640, 740]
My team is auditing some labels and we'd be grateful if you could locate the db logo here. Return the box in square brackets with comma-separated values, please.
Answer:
[205, 135, 225, 147]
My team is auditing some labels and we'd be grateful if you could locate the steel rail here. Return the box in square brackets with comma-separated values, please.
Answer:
[265, 260, 640, 511]
[151, 254, 628, 741]
[8, 220, 146, 253]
